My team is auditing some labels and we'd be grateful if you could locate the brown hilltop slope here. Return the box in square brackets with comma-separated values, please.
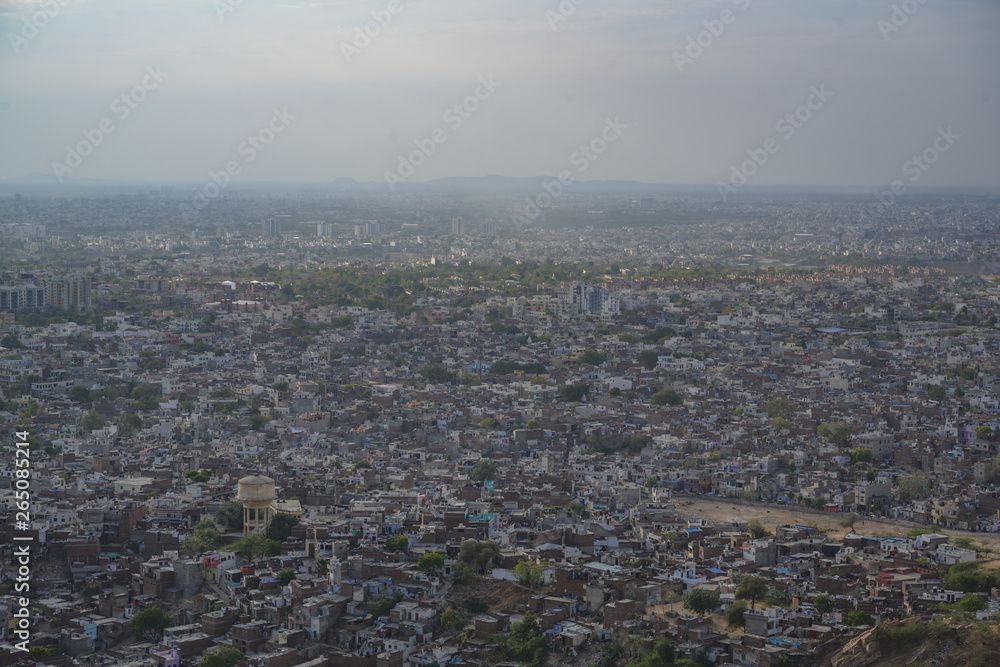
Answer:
[815, 618, 1000, 667]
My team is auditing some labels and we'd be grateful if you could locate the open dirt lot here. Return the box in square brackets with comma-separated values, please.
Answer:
[675, 496, 1000, 564]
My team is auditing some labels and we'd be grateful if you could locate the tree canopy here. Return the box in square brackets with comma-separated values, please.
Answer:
[215, 501, 244, 531]
[682, 588, 720, 616]
[417, 552, 445, 575]
[651, 389, 683, 406]
[735, 576, 770, 609]
[265, 513, 299, 542]
[470, 459, 499, 482]
[131, 607, 171, 639]
[197, 648, 244, 667]
[459, 539, 500, 573]
[817, 421, 853, 446]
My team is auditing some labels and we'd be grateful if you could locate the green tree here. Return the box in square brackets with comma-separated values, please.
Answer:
[682, 588, 721, 616]
[28, 647, 52, 660]
[726, 601, 748, 631]
[747, 520, 771, 539]
[369, 590, 404, 618]
[277, 567, 296, 585]
[265, 513, 299, 542]
[645, 475, 661, 489]
[250, 414, 272, 431]
[197, 647, 244, 667]
[513, 560, 546, 588]
[618, 333, 639, 343]
[230, 534, 282, 561]
[814, 594, 834, 615]
[470, 459, 499, 482]
[975, 425, 992, 439]
[850, 448, 873, 464]
[840, 512, 858, 533]
[353, 459, 373, 470]
[80, 410, 104, 433]
[843, 611, 875, 626]
[215, 501, 244, 531]
[736, 576, 770, 610]
[636, 349, 660, 370]
[651, 389, 682, 406]
[574, 350, 606, 366]
[927, 384, 947, 401]
[69, 385, 93, 403]
[762, 398, 793, 420]
[81, 583, 104, 599]
[0, 334, 24, 349]
[384, 535, 409, 553]
[422, 364, 458, 384]
[440, 608, 464, 631]
[628, 636, 675, 667]
[117, 412, 143, 437]
[817, 421, 853, 447]
[898, 472, 931, 501]
[131, 607, 171, 639]
[185, 469, 212, 483]
[558, 382, 590, 402]
[459, 540, 500, 573]
[492, 612, 548, 667]
[181, 523, 221, 556]
[417, 552, 445, 575]
[771, 417, 791, 431]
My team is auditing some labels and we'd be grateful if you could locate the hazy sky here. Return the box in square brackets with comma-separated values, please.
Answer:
[1, 0, 998, 187]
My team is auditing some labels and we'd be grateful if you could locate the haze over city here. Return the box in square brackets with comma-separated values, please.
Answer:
[1, 0, 998, 188]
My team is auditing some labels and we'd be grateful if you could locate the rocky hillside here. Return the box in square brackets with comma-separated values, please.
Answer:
[818, 618, 1000, 667]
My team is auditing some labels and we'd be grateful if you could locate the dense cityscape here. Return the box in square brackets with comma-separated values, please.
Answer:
[2, 185, 1000, 666]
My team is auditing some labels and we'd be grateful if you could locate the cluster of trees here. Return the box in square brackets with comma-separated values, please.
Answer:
[470, 460, 499, 481]
[818, 421, 853, 446]
[417, 552, 445, 575]
[650, 389, 683, 406]
[513, 560, 546, 588]
[898, 472, 931, 501]
[421, 364, 458, 384]
[573, 350, 607, 366]
[279, 259, 630, 315]
[131, 607, 171, 639]
[941, 562, 1000, 592]
[762, 398, 793, 420]
[490, 361, 548, 376]
[230, 534, 282, 561]
[458, 540, 500, 573]
[850, 448, 873, 465]
[636, 349, 660, 370]
[184, 469, 212, 483]
[587, 636, 697, 667]
[181, 519, 222, 555]
[491, 612, 547, 667]
[197, 648, 244, 667]
[558, 382, 590, 402]
[369, 590, 404, 618]
[266, 513, 299, 542]
[585, 432, 652, 455]
[384, 535, 409, 553]
[215, 501, 244, 530]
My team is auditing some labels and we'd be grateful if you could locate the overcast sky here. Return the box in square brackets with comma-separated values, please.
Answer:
[1, 0, 997, 187]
